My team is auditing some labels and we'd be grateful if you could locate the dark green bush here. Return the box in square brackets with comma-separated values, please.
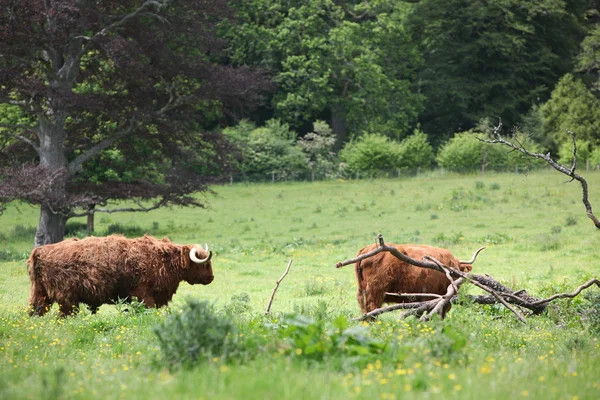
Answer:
[223, 119, 309, 181]
[397, 130, 435, 169]
[153, 300, 239, 370]
[339, 133, 402, 177]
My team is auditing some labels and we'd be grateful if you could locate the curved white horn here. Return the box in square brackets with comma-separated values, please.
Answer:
[189, 244, 212, 264]
[459, 246, 486, 264]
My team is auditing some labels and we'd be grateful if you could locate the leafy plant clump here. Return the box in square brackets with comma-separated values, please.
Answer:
[276, 314, 386, 367]
[153, 300, 240, 370]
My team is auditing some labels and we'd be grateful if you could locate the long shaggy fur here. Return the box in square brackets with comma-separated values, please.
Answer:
[27, 234, 214, 316]
[355, 244, 472, 315]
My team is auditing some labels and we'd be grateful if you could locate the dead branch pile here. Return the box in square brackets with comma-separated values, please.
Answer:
[336, 234, 600, 322]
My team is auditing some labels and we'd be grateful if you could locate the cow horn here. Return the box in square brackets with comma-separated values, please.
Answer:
[459, 246, 486, 264]
[190, 244, 212, 264]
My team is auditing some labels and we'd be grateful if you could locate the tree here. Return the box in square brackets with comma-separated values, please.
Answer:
[0, 1, 270, 246]
[223, 0, 423, 146]
[539, 73, 600, 153]
[407, 0, 587, 144]
[577, 23, 600, 93]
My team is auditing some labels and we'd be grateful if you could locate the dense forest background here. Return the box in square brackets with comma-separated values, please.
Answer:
[1, 0, 600, 243]
[219, 0, 600, 180]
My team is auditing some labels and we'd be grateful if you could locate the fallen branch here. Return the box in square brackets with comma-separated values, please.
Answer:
[265, 259, 293, 316]
[337, 234, 600, 322]
[479, 119, 600, 229]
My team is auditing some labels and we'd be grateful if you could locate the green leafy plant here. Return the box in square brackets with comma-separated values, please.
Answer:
[277, 314, 386, 363]
[153, 300, 239, 370]
[339, 133, 402, 177]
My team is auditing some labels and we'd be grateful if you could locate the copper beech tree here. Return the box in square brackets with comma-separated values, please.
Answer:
[0, 0, 271, 247]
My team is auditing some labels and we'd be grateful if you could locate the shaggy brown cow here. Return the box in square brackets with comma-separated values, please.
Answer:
[354, 244, 478, 315]
[27, 234, 214, 316]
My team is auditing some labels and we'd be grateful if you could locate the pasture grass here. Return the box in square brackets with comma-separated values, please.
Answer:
[1, 169, 600, 399]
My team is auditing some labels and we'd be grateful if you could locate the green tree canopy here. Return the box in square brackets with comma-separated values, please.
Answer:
[540, 73, 600, 153]
[408, 0, 587, 145]
[223, 0, 423, 146]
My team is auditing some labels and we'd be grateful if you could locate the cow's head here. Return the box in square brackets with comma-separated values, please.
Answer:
[185, 244, 214, 285]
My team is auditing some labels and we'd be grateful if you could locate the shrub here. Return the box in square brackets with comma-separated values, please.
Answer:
[591, 148, 600, 169]
[339, 133, 402, 177]
[436, 131, 506, 172]
[397, 129, 434, 169]
[297, 120, 337, 178]
[153, 300, 239, 370]
[557, 139, 592, 166]
[224, 119, 309, 181]
[277, 314, 386, 364]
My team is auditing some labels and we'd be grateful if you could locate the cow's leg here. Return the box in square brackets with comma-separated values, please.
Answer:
[357, 288, 368, 314]
[58, 301, 78, 317]
[129, 286, 156, 309]
[363, 283, 386, 313]
[28, 282, 52, 316]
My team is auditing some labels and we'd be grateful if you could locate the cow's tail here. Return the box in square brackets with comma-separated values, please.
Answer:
[355, 258, 367, 314]
[27, 248, 49, 316]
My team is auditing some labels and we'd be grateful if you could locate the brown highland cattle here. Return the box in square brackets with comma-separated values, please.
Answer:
[354, 244, 478, 316]
[27, 234, 214, 316]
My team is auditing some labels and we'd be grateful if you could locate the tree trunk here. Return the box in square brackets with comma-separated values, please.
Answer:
[34, 112, 70, 247]
[331, 106, 348, 151]
[87, 204, 95, 234]
[35, 204, 67, 247]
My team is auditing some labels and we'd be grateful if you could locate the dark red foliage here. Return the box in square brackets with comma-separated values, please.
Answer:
[0, 0, 273, 220]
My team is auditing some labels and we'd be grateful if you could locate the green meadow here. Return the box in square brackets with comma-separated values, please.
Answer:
[1, 170, 599, 399]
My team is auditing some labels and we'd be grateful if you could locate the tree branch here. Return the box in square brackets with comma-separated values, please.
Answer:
[0, 125, 40, 153]
[336, 234, 599, 322]
[265, 259, 293, 315]
[479, 119, 600, 229]
[67, 117, 137, 175]
[80, 0, 172, 52]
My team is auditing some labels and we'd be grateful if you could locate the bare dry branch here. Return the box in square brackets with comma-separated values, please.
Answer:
[528, 279, 600, 306]
[338, 234, 599, 323]
[385, 292, 443, 300]
[265, 259, 293, 316]
[480, 119, 600, 229]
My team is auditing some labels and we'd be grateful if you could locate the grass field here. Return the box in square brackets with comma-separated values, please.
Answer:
[1, 170, 599, 399]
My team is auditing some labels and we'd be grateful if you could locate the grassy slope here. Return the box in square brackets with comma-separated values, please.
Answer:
[1, 170, 599, 399]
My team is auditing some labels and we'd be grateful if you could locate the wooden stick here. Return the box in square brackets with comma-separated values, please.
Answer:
[265, 259, 293, 316]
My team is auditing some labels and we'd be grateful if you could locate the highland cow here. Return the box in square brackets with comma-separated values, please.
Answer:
[27, 234, 214, 316]
[354, 244, 481, 316]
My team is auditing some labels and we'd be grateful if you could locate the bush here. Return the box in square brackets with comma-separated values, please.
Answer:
[339, 133, 402, 177]
[397, 129, 434, 169]
[591, 148, 600, 169]
[153, 300, 239, 370]
[557, 139, 592, 166]
[436, 131, 505, 172]
[223, 119, 309, 181]
[297, 120, 337, 179]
